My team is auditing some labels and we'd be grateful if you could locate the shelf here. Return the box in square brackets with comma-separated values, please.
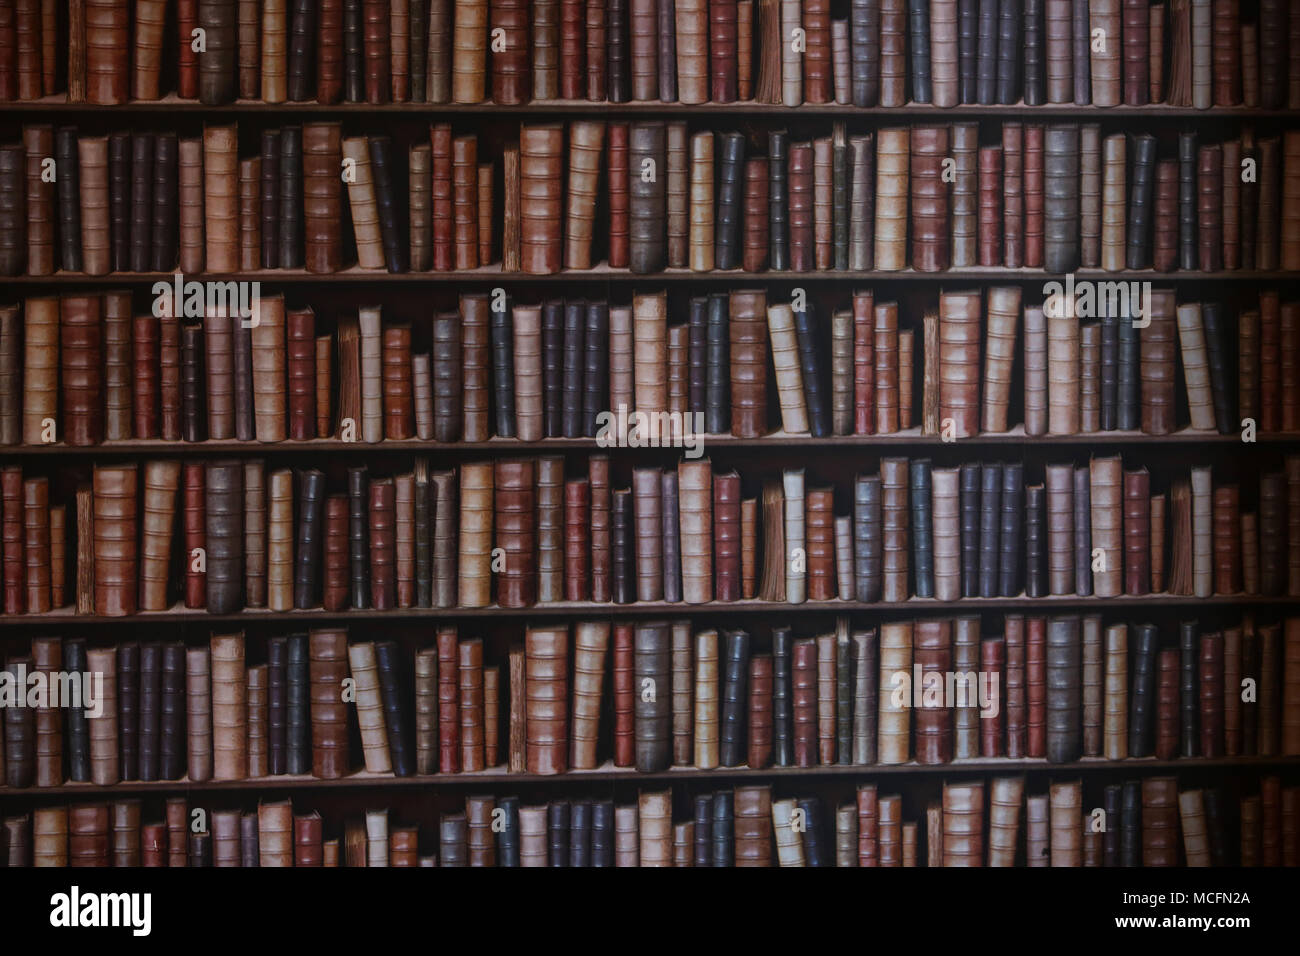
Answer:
[0, 593, 1291, 630]
[5, 265, 1294, 285]
[2, 94, 1293, 118]
[1, 426, 1287, 458]
[6, 754, 1296, 797]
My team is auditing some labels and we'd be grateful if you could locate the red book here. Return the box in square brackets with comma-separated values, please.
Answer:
[613, 622, 635, 766]
[182, 463, 205, 609]
[1026, 616, 1046, 758]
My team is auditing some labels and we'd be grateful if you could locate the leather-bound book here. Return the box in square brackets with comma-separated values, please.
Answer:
[136, 460, 180, 613]
[366, 477, 396, 610]
[719, 630, 751, 766]
[489, 300, 516, 437]
[373, 641, 413, 776]
[204, 460, 243, 614]
[21, 479, 51, 613]
[536, 457, 564, 603]
[495, 459, 537, 608]
[581, 302, 610, 437]
[450, 0, 489, 102]
[994, 0, 1021, 102]
[457, 461, 492, 607]
[57, 294, 102, 447]
[433, 627, 461, 772]
[1044, 0, 1071, 103]
[877, 621, 911, 764]
[791, 638, 818, 767]
[431, 310, 463, 442]
[974, 0, 999, 103]
[1043, 124, 1080, 273]
[694, 630, 720, 768]
[564, 479, 591, 602]
[788, 141, 816, 271]
[1200, 302, 1234, 434]
[627, 122, 668, 273]
[74, 135, 110, 277]
[907, 461, 934, 598]
[711, 470, 743, 601]
[1178, 621, 1200, 758]
[564, 621, 609, 770]
[89, 463, 137, 617]
[634, 621, 673, 772]
[630, 467, 663, 601]
[1177, 132, 1199, 269]
[308, 629, 350, 778]
[914, 619, 953, 764]
[4, 655, 35, 787]
[1139, 776, 1179, 866]
[196, 0, 238, 103]
[974, 145, 1003, 265]
[910, 126, 950, 272]
[873, 129, 909, 271]
[209, 632, 247, 781]
[1196, 144, 1223, 272]
[878, 458, 909, 602]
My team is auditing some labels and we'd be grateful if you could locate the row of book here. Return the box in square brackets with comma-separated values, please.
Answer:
[3, 287, 1298, 449]
[5, 121, 1299, 277]
[4, 452, 1299, 618]
[0, 0, 1293, 112]
[3, 614, 1298, 789]
[4, 776, 1298, 866]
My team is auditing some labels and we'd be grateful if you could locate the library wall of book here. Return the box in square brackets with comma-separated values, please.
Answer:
[0, 0, 1297, 867]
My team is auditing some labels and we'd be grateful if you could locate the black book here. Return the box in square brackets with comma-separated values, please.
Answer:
[159, 641, 186, 780]
[368, 136, 408, 273]
[279, 126, 303, 269]
[1102, 783, 1121, 867]
[233, 322, 255, 441]
[772, 627, 794, 766]
[910, 459, 935, 598]
[1125, 133, 1157, 270]
[1127, 623, 1159, 757]
[706, 293, 729, 435]
[581, 301, 609, 437]
[978, 462, 1002, 598]
[130, 132, 154, 272]
[1116, 309, 1139, 430]
[117, 642, 140, 781]
[568, 800, 592, 867]
[590, 800, 614, 867]
[958, 0, 979, 103]
[1179, 622, 1199, 758]
[491, 301, 516, 438]
[496, 796, 521, 866]
[1022, 0, 1044, 105]
[1045, 615, 1081, 763]
[137, 642, 162, 782]
[688, 297, 708, 417]
[836, 634, 852, 763]
[55, 127, 82, 272]
[347, 466, 370, 609]
[960, 463, 982, 596]
[797, 796, 829, 866]
[547, 800, 570, 867]
[542, 300, 564, 438]
[712, 791, 735, 867]
[410, 0, 429, 103]
[1024, 483, 1046, 597]
[259, 129, 281, 270]
[768, 131, 789, 270]
[853, 475, 882, 602]
[343, 0, 364, 102]
[1200, 302, 1234, 435]
[1073, 466, 1092, 597]
[151, 133, 179, 272]
[561, 299, 585, 438]
[976, 0, 999, 104]
[997, 463, 1023, 597]
[286, 633, 311, 774]
[793, 304, 830, 436]
[108, 133, 130, 272]
[64, 639, 91, 782]
[606, 0, 629, 102]
[1071, 0, 1090, 104]
[375, 641, 414, 776]
[850, 0, 880, 107]
[611, 489, 633, 604]
[719, 630, 750, 767]
[294, 469, 325, 609]
[1100, 310, 1119, 430]
[995, 0, 1022, 105]
[715, 133, 744, 270]
[693, 795, 713, 866]
[1120, 779, 1141, 866]
[288, 0, 317, 102]
[267, 636, 288, 775]
[1178, 132, 1197, 272]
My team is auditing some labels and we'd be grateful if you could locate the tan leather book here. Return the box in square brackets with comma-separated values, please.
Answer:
[981, 287, 1021, 433]
[899, 328, 915, 429]
[816, 633, 836, 762]
[1045, 463, 1075, 595]
[261, 0, 288, 102]
[343, 137, 386, 269]
[349, 641, 393, 773]
[932, 468, 961, 602]
[633, 291, 668, 421]
[1104, 623, 1127, 760]
[78, 136, 111, 276]
[1049, 779, 1083, 866]
[1176, 303, 1216, 430]
[670, 620, 693, 764]
[22, 296, 58, 445]
[520, 124, 563, 274]
[772, 799, 806, 866]
[211, 632, 248, 781]
[565, 121, 605, 270]
[93, 463, 138, 617]
[458, 638, 485, 771]
[133, 0, 168, 99]
[570, 621, 609, 770]
[1099, 133, 1126, 271]
[267, 468, 293, 611]
[84, 647, 119, 785]
[1023, 304, 1047, 436]
[666, 122, 689, 267]
[767, 303, 809, 433]
[1190, 466, 1212, 598]
[874, 301, 899, 434]
[676, 0, 709, 103]
[525, 624, 568, 774]
[203, 125, 239, 274]
[178, 137, 205, 274]
[877, 621, 912, 764]
[33, 806, 69, 867]
[638, 790, 672, 867]
[678, 459, 714, 603]
[1089, 0, 1122, 106]
[251, 294, 287, 442]
[1090, 456, 1123, 597]
[186, 645, 212, 782]
[609, 305, 635, 419]
[452, 0, 488, 101]
[943, 780, 984, 866]
[357, 306, 384, 442]
[139, 460, 180, 612]
[692, 628, 720, 769]
[1025, 793, 1049, 866]
[874, 129, 909, 271]
[483, 665, 500, 766]
[783, 469, 806, 603]
[987, 777, 1024, 866]
[1046, 294, 1080, 435]
[457, 462, 493, 607]
[512, 305, 543, 441]
[247, 664, 268, 777]
[1080, 323, 1100, 432]
[1178, 788, 1211, 866]
[689, 132, 715, 271]
[938, 290, 981, 439]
